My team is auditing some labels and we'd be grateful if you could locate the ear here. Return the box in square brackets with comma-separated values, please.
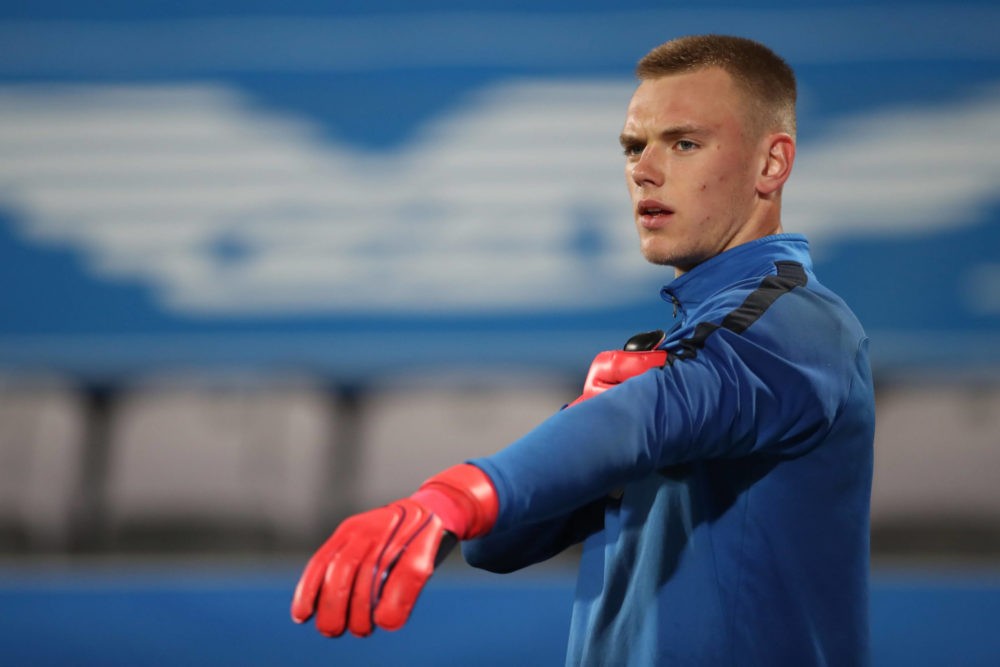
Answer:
[756, 133, 795, 196]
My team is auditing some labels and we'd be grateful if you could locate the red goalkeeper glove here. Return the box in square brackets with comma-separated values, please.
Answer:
[290, 463, 498, 637]
[567, 329, 668, 408]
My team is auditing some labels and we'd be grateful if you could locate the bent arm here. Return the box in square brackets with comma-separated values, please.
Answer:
[471, 329, 832, 532]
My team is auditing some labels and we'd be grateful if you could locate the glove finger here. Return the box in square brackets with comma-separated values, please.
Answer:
[314, 536, 373, 638]
[290, 537, 342, 623]
[374, 517, 443, 631]
[347, 504, 409, 637]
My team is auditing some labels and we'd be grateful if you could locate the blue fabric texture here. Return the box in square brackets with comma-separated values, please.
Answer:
[463, 234, 875, 666]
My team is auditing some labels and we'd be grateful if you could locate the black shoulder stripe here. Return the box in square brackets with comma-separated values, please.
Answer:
[671, 261, 807, 362]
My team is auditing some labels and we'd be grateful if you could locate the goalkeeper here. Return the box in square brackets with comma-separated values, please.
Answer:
[292, 34, 875, 667]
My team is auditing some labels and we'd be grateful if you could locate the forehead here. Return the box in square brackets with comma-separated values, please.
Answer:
[623, 67, 746, 133]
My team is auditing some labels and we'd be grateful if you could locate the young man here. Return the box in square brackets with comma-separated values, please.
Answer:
[292, 35, 875, 666]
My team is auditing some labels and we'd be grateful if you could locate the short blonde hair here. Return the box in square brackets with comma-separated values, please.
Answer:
[636, 34, 797, 139]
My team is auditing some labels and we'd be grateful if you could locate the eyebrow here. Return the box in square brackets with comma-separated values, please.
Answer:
[619, 124, 711, 147]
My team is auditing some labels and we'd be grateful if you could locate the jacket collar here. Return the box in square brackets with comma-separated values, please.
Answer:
[660, 234, 812, 309]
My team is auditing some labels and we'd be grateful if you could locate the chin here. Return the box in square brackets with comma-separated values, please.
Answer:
[640, 244, 703, 273]
[640, 249, 676, 267]
[638, 238, 672, 265]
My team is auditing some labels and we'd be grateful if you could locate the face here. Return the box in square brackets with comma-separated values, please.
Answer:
[620, 67, 766, 273]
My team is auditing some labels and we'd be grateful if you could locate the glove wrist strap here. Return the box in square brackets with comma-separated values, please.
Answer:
[411, 464, 498, 539]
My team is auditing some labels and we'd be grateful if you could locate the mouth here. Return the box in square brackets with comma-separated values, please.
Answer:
[637, 199, 674, 230]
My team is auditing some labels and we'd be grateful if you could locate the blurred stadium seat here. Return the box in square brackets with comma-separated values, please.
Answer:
[104, 381, 335, 550]
[872, 383, 1000, 553]
[0, 379, 86, 551]
[355, 377, 571, 508]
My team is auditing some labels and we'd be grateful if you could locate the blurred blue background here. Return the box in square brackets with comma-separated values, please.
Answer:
[0, 1, 998, 665]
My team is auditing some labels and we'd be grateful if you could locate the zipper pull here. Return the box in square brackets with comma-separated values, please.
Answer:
[671, 295, 680, 318]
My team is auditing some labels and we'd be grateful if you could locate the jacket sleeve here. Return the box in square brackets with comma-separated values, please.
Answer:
[469, 325, 844, 532]
[461, 497, 606, 573]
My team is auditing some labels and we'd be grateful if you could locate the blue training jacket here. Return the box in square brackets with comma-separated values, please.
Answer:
[463, 234, 875, 666]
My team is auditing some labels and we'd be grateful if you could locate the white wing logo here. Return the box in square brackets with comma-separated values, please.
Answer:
[1, 80, 998, 315]
[784, 83, 1000, 243]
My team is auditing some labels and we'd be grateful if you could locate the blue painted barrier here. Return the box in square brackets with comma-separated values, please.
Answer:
[1, 565, 997, 666]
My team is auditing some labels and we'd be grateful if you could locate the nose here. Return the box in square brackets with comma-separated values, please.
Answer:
[630, 148, 664, 189]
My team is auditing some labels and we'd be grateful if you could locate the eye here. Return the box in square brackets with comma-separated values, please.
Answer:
[622, 142, 644, 158]
[675, 139, 699, 152]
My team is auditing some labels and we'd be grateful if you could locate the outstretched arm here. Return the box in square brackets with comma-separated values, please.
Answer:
[462, 496, 607, 573]
[290, 340, 667, 637]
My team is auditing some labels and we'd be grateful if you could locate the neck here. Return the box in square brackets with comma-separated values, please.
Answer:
[673, 199, 784, 278]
